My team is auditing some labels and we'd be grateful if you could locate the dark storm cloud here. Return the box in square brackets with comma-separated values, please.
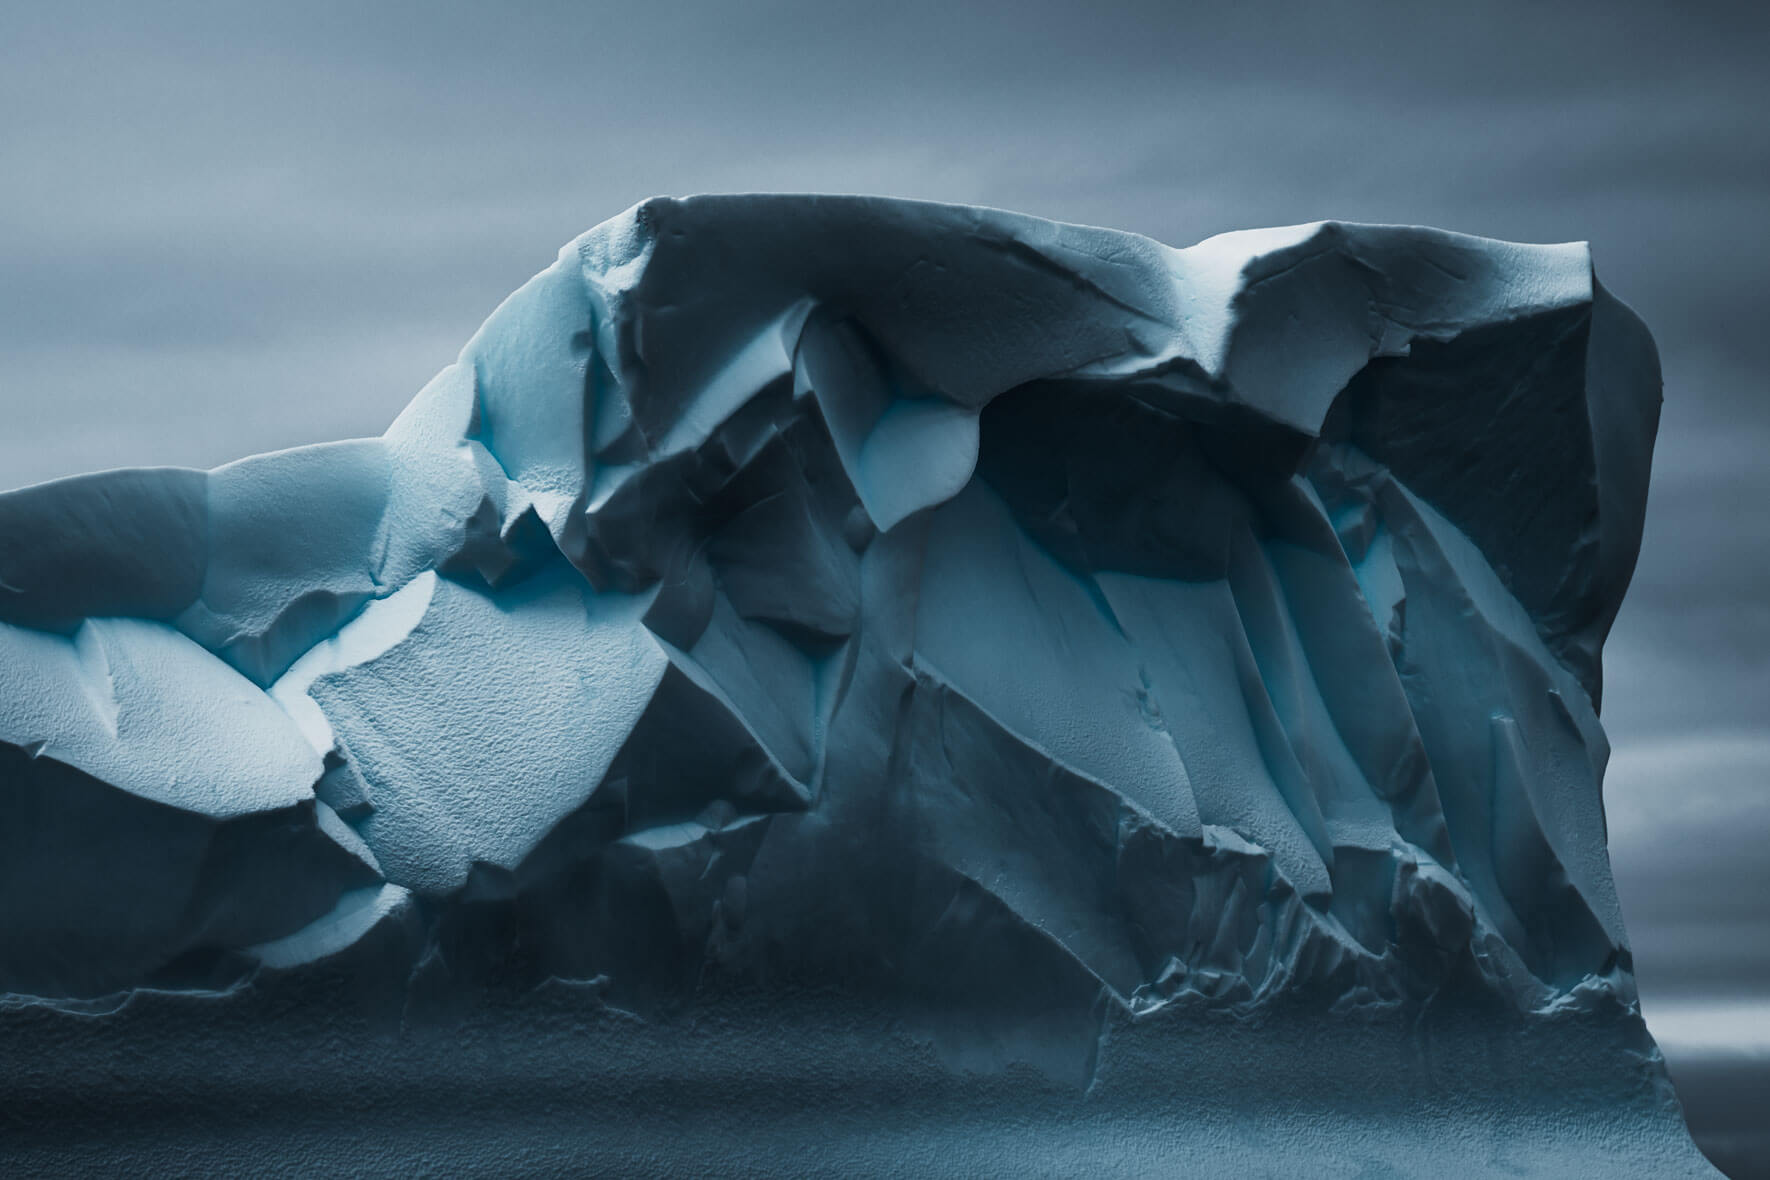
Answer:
[1, 0, 1765, 1110]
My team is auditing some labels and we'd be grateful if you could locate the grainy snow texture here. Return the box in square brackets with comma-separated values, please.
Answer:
[0, 196, 1715, 1175]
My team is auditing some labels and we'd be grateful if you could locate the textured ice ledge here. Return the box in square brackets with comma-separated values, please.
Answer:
[0, 198, 1663, 1069]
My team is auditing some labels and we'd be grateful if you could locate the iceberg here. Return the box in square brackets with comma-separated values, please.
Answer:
[0, 196, 1715, 1175]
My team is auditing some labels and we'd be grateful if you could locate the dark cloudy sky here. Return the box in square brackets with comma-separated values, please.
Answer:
[3, 0, 1765, 1168]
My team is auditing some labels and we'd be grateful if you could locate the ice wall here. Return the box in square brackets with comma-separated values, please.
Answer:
[0, 197, 1665, 1066]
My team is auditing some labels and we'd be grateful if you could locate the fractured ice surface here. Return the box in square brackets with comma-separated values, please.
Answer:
[0, 197, 1666, 1052]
